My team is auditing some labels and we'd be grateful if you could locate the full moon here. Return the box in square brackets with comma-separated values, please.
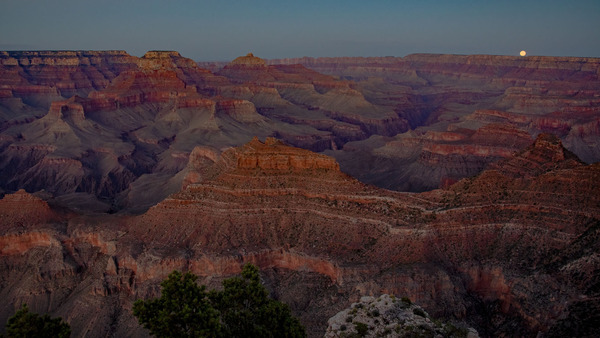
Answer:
[520, 50, 527, 56]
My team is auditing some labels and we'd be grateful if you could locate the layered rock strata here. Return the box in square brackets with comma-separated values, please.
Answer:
[1, 136, 598, 337]
[2, 51, 600, 212]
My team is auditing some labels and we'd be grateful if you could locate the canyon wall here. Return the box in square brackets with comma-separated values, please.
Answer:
[1, 136, 599, 336]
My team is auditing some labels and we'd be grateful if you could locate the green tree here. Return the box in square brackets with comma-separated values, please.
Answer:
[3, 304, 70, 338]
[133, 271, 223, 337]
[210, 264, 305, 338]
[133, 264, 306, 338]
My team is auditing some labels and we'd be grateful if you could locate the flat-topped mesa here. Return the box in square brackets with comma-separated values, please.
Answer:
[138, 50, 198, 70]
[236, 137, 339, 172]
[142, 51, 182, 59]
[0, 50, 139, 97]
[227, 53, 267, 67]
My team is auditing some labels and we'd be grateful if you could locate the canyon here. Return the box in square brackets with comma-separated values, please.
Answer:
[0, 50, 599, 336]
[1, 51, 599, 212]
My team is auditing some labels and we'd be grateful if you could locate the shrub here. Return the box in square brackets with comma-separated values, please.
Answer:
[413, 308, 427, 317]
[354, 322, 369, 337]
[3, 304, 70, 338]
[443, 323, 469, 338]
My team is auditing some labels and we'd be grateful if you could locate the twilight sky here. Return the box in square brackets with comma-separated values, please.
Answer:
[1, 0, 599, 61]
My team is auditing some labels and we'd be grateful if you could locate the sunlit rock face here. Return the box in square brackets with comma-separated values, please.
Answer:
[1, 136, 599, 337]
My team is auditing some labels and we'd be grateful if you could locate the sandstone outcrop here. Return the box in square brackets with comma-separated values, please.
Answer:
[2, 51, 421, 210]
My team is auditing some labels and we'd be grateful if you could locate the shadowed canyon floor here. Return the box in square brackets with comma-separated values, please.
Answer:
[1, 135, 599, 337]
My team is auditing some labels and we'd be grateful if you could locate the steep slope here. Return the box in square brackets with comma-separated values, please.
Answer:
[1, 136, 598, 337]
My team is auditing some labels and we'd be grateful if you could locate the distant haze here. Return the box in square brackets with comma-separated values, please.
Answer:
[1, 0, 599, 61]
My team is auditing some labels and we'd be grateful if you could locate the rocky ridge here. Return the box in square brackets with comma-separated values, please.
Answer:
[325, 294, 478, 338]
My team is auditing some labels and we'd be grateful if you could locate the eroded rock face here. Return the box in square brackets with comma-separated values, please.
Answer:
[2, 137, 598, 337]
[0, 50, 599, 336]
[235, 137, 340, 172]
[1, 51, 418, 211]
[229, 52, 267, 67]
[0, 50, 138, 101]
[3, 51, 598, 211]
